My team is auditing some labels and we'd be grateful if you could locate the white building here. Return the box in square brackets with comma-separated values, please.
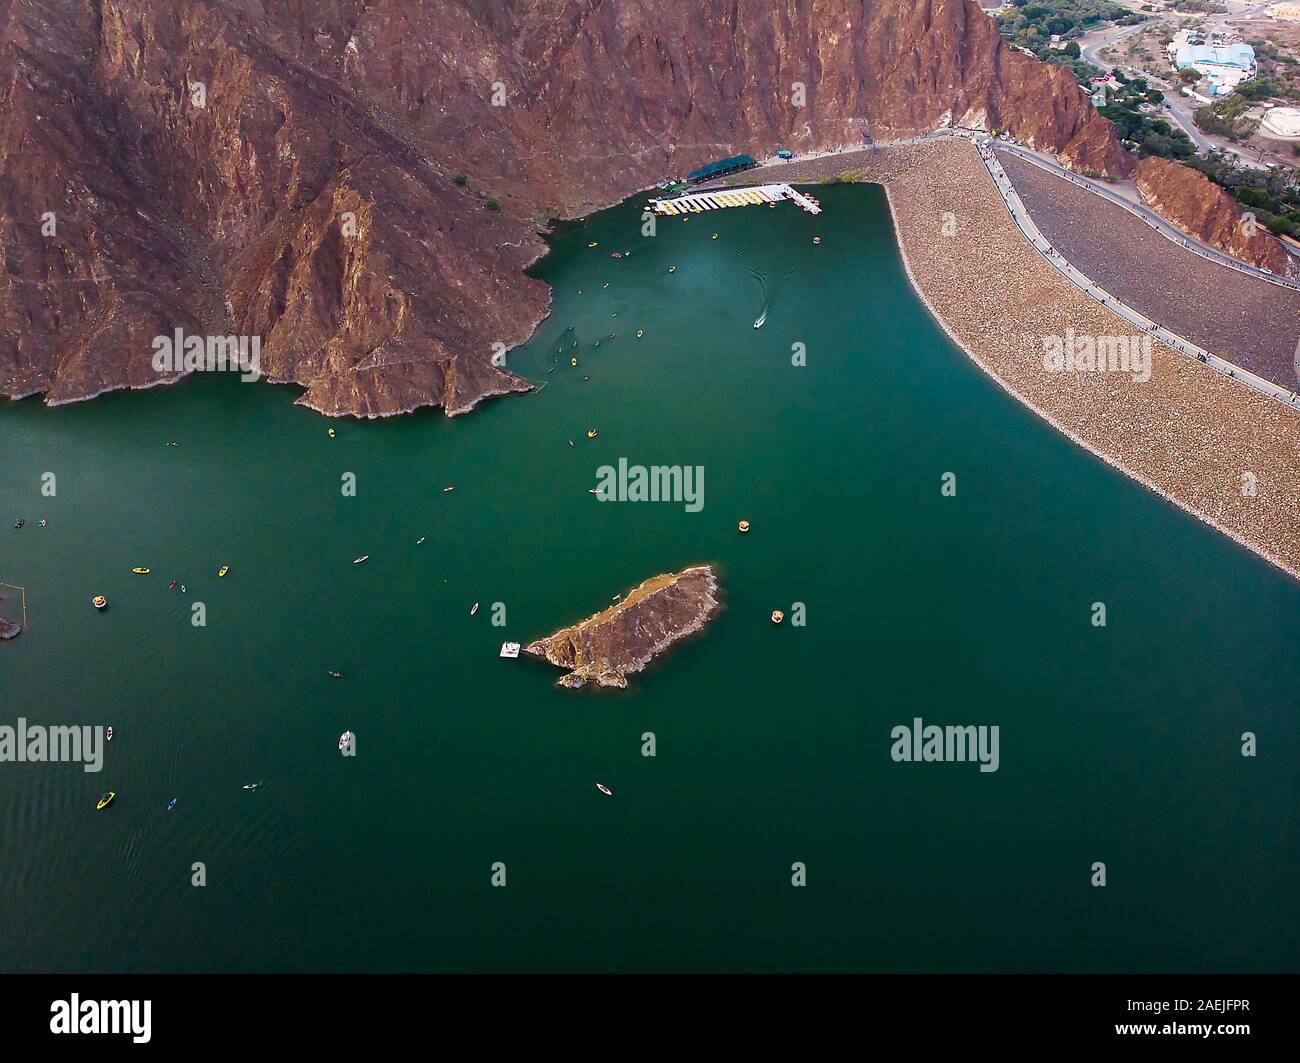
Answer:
[1262, 106, 1300, 138]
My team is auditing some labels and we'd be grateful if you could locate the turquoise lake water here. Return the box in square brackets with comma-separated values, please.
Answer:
[1, 184, 1296, 971]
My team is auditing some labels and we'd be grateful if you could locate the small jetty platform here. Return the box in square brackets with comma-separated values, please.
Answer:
[648, 183, 822, 216]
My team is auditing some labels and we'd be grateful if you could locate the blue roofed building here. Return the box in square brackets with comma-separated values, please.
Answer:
[1172, 42, 1256, 96]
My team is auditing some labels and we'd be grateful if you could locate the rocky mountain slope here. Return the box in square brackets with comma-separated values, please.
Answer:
[0, 0, 1253, 416]
[1132, 157, 1292, 276]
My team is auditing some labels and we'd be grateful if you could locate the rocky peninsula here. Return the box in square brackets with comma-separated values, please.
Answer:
[526, 565, 720, 689]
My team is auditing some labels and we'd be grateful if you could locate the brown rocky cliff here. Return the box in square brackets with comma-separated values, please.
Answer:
[2, 0, 1129, 415]
[1133, 157, 1292, 276]
[526, 565, 720, 688]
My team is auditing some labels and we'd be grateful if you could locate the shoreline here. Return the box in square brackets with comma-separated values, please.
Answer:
[880, 181, 1300, 584]
[861, 139, 1300, 582]
[10, 140, 1300, 581]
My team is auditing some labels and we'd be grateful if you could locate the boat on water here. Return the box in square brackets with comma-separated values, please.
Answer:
[168, 580, 177, 589]
[596, 783, 613, 796]
[167, 798, 177, 812]
[96, 792, 115, 810]
[328, 428, 336, 438]
[132, 567, 150, 574]
[242, 781, 262, 790]
[338, 730, 354, 752]
[771, 609, 785, 624]
[218, 565, 229, 577]
[14, 518, 24, 529]
[470, 602, 479, 616]
[328, 670, 343, 678]
[499, 641, 521, 658]
[38, 519, 46, 527]
[636, 329, 644, 338]
[106, 726, 113, 741]
[442, 486, 455, 493]
[416, 536, 425, 544]
[667, 266, 676, 273]
[352, 555, 369, 564]
[738, 520, 751, 533]
[91, 595, 108, 610]
[587, 429, 598, 438]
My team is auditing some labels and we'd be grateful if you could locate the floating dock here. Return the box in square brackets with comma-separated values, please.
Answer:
[648, 182, 822, 216]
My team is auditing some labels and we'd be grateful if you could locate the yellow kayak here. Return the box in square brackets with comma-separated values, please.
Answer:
[218, 565, 229, 577]
[132, 567, 150, 574]
[96, 792, 116, 811]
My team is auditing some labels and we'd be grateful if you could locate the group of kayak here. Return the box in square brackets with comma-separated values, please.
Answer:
[93, 564, 230, 606]
[95, 792, 176, 813]
[98, 730, 356, 811]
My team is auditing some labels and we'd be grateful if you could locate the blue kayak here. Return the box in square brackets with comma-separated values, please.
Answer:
[166, 798, 177, 812]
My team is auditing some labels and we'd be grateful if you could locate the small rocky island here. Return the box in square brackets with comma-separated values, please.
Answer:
[0, 617, 21, 641]
[526, 564, 720, 689]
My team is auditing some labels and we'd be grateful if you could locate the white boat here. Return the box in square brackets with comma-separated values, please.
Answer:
[338, 730, 354, 752]
[470, 602, 479, 616]
[106, 726, 113, 741]
[499, 642, 521, 659]
[596, 783, 613, 796]
[352, 555, 368, 564]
